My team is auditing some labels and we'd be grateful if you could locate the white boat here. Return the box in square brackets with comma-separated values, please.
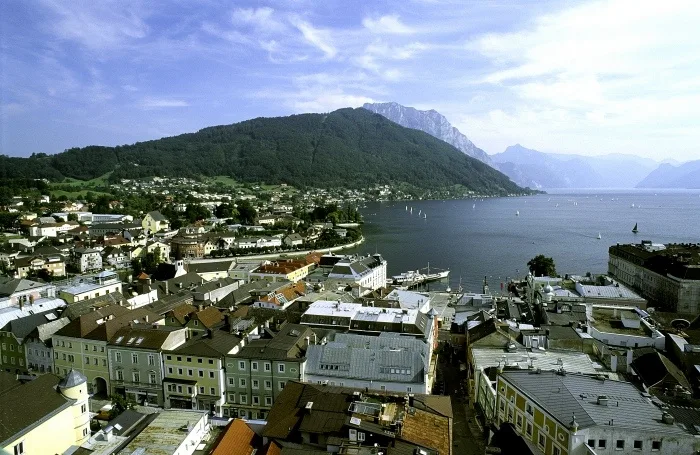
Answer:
[516, 210, 520, 216]
[423, 213, 426, 219]
[405, 205, 407, 211]
[597, 232, 601, 239]
[424, 270, 450, 281]
[418, 210, 422, 216]
[410, 207, 413, 214]
[472, 204, 476, 209]
[392, 270, 424, 284]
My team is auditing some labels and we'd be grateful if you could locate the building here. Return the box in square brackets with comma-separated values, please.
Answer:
[305, 332, 431, 394]
[163, 329, 242, 416]
[224, 323, 314, 420]
[59, 271, 123, 303]
[496, 370, 700, 455]
[187, 259, 236, 281]
[0, 370, 90, 455]
[325, 254, 387, 296]
[209, 418, 260, 455]
[141, 210, 170, 234]
[72, 247, 103, 273]
[262, 381, 453, 455]
[249, 257, 318, 283]
[108, 324, 188, 406]
[14, 255, 66, 279]
[0, 277, 56, 307]
[52, 305, 158, 395]
[586, 307, 665, 349]
[470, 344, 606, 424]
[0, 308, 63, 374]
[119, 409, 209, 455]
[23, 316, 70, 374]
[609, 241, 700, 313]
[192, 277, 241, 304]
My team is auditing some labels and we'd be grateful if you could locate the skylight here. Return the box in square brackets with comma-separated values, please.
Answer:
[135, 337, 144, 345]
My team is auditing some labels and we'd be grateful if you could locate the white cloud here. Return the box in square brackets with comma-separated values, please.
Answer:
[363, 15, 415, 34]
[140, 97, 189, 109]
[292, 19, 337, 58]
[40, 0, 149, 51]
[232, 7, 287, 34]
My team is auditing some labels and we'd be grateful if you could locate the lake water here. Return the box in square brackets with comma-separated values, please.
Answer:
[346, 189, 700, 293]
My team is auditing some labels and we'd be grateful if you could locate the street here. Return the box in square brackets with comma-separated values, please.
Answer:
[438, 343, 485, 455]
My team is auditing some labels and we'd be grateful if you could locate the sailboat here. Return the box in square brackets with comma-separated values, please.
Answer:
[472, 203, 476, 209]
[410, 207, 413, 214]
[405, 205, 408, 211]
[516, 210, 520, 216]
[423, 213, 426, 219]
[597, 232, 602, 240]
[632, 223, 639, 234]
[418, 209, 422, 216]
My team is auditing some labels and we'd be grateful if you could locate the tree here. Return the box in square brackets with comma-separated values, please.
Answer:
[67, 213, 78, 222]
[527, 254, 557, 277]
[236, 200, 257, 225]
[109, 393, 136, 419]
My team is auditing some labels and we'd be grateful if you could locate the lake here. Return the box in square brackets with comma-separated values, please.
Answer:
[346, 189, 700, 293]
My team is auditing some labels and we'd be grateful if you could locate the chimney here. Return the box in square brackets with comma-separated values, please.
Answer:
[198, 304, 203, 312]
[144, 315, 149, 323]
[597, 395, 609, 406]
[408, 393, 414, 407]
[661, 412, 675, 425]
[104, 426, 113, 442]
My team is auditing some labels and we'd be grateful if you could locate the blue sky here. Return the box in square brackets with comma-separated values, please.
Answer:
[1, 0, 699, 161]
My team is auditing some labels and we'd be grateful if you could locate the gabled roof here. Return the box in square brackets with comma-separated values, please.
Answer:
[632, 351, 691, 391]
[33, 317, 70, 342]
[109, 324, 182, 350]
[0, 277, 49, 297]
[146, 211, 168, 221]
[210, 419, 259, 455]
[168, 329, 241, 358]
[0, 372, 73, 445]
[55, 304, 131, 339]
[61, 291, 128, 320]
[84, 307, 159, 341]
[3, 309, 63, 341]
[190, 306, 225, 329]
[167, 303, 197, 325]
[187, 260, 235, 274]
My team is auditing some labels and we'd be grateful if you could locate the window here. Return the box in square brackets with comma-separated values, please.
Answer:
[264, 362, 271, 371]
[634, 441, 643, 450]
[210, 387, 216, 395]
[587, 439, 595, 447]
[171, 317, 176, 323]
[177, 356, 182, 361]
[199, 370, 204, 377]
[253, 395, 260, 405]
[278, 381, 286, 390]
[167, 355, 172, 360]
[68, 354, 74, 362]
[116, 370, 123, 381]
[209, 371, 214, 378]
[189, 386, 194, 394]
[177, 385, 183, 393]
[149, 372, 157, 384]
[253, 380, 259, 389]
[526, 403, 533, 416]
[407, 386, 413, 393]
[84, 345, 88, 351]
[598, 440, 607, 449]
[516, 415, 523, 428]
[554, 448, 561, 455]
[148, 355, 155, 366]
[93, 358, 98, 365]
[652, 441, 661, 451]
[93, 345, 97, 351]
[526, 422, 532, 436]
[538, 433, 545, 447]
[239, 361, 246, 370]
[10, 357, 15, 365]
[187, 369, 193, 376]
[14, 440, 25, 455]
[101, 346, 105, 352]
[239, 378, 247, 387]
[168, 367, 173, 374]
[252, 361, 258, 371]
[229, 393, 236, 402]
[115, 352, 122, 363]
[265, 396, 272, 406]
[240, 394, 247, 404]
[209, 359, 213, 364]
[178, 368, 183, 375]
[198, 358, 203, 363]
[499, 400, 505, 411]
[133, 372, 140, 383]
[616, 440, 625, 450]
[228, 377, 234, 385]
[194, 320, 198, 326]
[358, 432, 365, 442]
[102, 359, 107, 366]
[132, 353, 138, 364]
[83, 428, 88, 437]
[278, 364, 285, 373]
[199, 386, 204, 394]
[264, 380, 272, 390]
[81, 404, 87, 413]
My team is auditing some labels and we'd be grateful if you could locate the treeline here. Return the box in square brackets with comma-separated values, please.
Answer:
[0, 108, 528, 195]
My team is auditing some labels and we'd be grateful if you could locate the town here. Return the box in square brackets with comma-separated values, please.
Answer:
[0, 184, 699, 455]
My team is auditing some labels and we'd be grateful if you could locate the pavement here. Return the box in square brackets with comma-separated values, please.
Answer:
[438, 342, 486, 455]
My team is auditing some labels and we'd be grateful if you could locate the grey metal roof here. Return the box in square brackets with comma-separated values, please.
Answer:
[305, 335, 426, 383]
[500, 370, 693, 435]
[58, 369, 87, 388]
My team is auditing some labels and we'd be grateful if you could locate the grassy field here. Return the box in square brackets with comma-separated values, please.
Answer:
[49, 172, 114, 198]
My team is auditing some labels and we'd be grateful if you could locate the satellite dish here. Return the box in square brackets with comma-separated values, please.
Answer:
[671, 319, 691, 331]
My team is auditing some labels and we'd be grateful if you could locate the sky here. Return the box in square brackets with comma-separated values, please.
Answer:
[1, 0, 700, 161]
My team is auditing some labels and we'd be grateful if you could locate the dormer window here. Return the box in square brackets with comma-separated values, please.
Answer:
[194, 320, 199, 326]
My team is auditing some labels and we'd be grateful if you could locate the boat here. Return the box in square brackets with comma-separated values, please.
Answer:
[391, 270, 424, 284]
[410, 207, 413, 214]
[632, 223, 638, 234]
[423, 269, 450, 281]
[472, 203, 476, 209]
[418, 209, 421, 216]
[405, 205, 407, 211]
[597, 232, 601, 239]
[516, 210, 520, 216]
[423, 213, 426, 219]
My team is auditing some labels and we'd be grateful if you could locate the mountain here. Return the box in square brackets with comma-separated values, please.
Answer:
[0, 108, 527, 195]
[491, 145, 659, 189]
[636, 160, 700, 188]
[362, 102, 494, 166]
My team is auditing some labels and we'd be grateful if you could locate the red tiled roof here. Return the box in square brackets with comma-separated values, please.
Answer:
[210, 419, 258, 455]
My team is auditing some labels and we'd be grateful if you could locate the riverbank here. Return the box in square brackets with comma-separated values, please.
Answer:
[186, 236, 365, 264]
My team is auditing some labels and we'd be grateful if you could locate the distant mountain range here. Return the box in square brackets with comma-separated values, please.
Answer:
[364, 101, 681, 189]
[0, 108, 527, 195]
[636, 160, 700, 188]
